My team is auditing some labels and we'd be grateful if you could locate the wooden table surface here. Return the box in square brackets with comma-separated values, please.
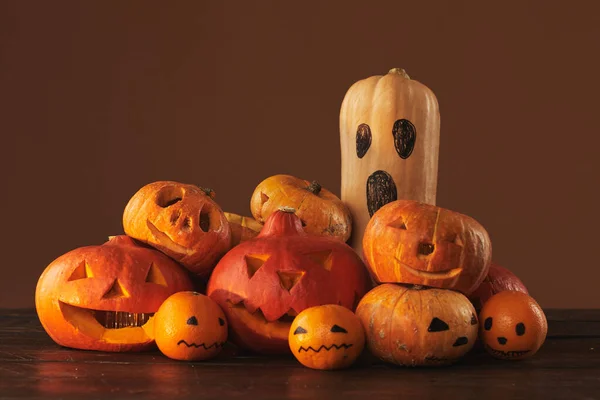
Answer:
[1, 309, 599, 400]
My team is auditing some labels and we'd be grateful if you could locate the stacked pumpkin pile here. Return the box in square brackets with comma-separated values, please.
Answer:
[35, 68, 547, 370]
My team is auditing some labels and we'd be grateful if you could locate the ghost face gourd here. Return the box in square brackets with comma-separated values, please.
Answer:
[363, 200, 492, 295]
[289, 305, 365, 370]
[340, 68, 440, 254]
[35, 236, 194, 352]
[356, 284, 478, 366]
[154, 291, 228, 361]
[207, 208, 370, 354]
[123, 181, 231, 277]
[479, 291, 547, 360]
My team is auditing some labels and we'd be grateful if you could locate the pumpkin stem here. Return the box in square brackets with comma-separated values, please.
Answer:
[198, 187, 216, 199]
[306, 181, 322, 195]
[278, 206, 296, 213]
[388, 68, 410, 79]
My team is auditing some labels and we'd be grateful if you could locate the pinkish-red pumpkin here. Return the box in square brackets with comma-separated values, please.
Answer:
[206, 207, 370, 354]
[469, 262, 528, 312]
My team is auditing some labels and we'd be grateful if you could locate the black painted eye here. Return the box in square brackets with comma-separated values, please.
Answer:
[356, 123, 372, 158]
[331, 325, 348, 333]
[293, 326, 307, 335]
[484, 317, 493, 331]
[471, 314, 478, 325]
[428, 317, 449, 332]
[218, 317, 225, 327]
[187, 316, 198, 326]
[516, 323, 526, 336]
[392, 119, 416, 159]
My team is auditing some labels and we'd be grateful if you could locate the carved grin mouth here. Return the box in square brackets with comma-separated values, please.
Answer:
[146, 220, 194, 255]
[59, 302, 155, 343]
[485, 345, 531, 358]
[398, 260, 463, 280]
[298, 343, 353, 353]
[177, 340, 225, 350]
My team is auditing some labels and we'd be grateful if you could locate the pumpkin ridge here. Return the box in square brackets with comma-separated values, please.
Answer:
[388, 285, 409, 365]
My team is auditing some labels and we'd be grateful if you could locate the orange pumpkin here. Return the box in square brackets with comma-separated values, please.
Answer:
[250, 174, 352, 242]
[154, 291, 228, 361]
[289, 305, 365, 370]
[479, 291, 547, 360]
[224, 212, 262, 247]
[207, 207, 370, 354]
[363, 200, 492, 295]
[123, 181, 231, 277]
[356, 284, 478, 366]
[35, 236, 194, 352]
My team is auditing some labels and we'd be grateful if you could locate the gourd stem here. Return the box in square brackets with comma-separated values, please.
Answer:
[307, 181, 322, 195]
[388, 68, 410, 79]
[198, 187, 215, 198]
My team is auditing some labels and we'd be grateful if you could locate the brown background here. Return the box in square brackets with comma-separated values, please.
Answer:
[1, 1, 598, 308]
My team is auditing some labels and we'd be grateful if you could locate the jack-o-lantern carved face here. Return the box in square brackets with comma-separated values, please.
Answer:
[207, 208, 370, 354]
[154, 291, 228, 361]
[362, 200, 492, 295]
[35, 236, 194, 352]
[340, 68, 440, 254]
[356, 284, 478, 367]
[123, 181, 231, 277]
[479, 291, 547, 360]
[289, 305, 365, 370]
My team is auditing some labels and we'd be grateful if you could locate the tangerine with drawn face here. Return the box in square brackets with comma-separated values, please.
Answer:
[362, 200, 492, 295]
[35, 236, 194, 352]
[289, 305, 365, 370]
[356, 284, 478, 366]
[207, 208, 370, 354]
[123, 181, 231, 277]
[479, 291, 547, 360]
[154, 291, 228, 361]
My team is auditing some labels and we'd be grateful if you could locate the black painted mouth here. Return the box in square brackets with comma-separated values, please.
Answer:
[177, 340, 225, 350]
[485, 345, 531, 358]
[298, 343, 353, 353]
[366, 170, 398, 217]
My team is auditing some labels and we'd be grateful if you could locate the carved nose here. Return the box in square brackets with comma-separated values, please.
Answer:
[418, 242, 435, 256]
[497, 337, 508, 345]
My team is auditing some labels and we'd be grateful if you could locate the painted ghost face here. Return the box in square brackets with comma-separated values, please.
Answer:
[289, 305, 365, 370]
[154, 292, 228, 361]
[479, 291, 547, 360]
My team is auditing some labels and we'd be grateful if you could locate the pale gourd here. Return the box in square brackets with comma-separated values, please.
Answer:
[339, 68, 441, 255]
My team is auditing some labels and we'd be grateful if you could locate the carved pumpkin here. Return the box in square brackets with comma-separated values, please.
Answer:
[340, 68, 441, 254]
[224, 212, 262, 247]
[480, 291, 547, 360]
[469, 262, 528, 312]
[207, 207, 370, 354]
[250, 174, 352, 242]
[154, 291, 228, 361]
[289, 304, 365, 370]
[35, 236, 194, 352]
[356, 283, 478, 366]
[363, 199, 492, 295]
[123, 181, 231, 277]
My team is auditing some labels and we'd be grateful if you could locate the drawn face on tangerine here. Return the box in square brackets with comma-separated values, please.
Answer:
[288, 305, 365, 370]
[153, 292, 228, 361]
[479, 291, 547, 360]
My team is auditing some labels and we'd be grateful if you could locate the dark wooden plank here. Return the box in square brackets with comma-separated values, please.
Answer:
[1, 309, 599, 399]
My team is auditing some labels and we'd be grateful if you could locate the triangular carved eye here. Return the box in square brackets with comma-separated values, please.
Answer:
[103, 279, 129, 299]
[293, 326, 307, 335]
[145, 263, 167, 286]
[454, 235, 464, 247]
[68, 261, 93, 281]
[388, 216, 407, 230]
[245, 254, 269, 278]
[305, 250, 333, 271]
[277, 271, 305, 292]
[331, 325, 348, 333]
[428, 317, 449, 332]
